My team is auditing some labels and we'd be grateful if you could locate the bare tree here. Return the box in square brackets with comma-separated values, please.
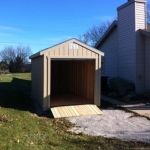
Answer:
[16, 45, 31, 64]
[0, 45, 31, 73]
[0, 46, 16, 63]
[79, 20, 113, 46]
[0, 61, 8, 74]
[147, 4, 150, 24]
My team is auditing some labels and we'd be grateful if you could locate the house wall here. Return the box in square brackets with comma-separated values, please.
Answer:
[145, 36, 150, 91]
[118, 2, 136, 84]
[98, 28, 118, 79]
[118, 0, 146, 93]
[31, 56, 44, 108]
[135, 2, 146, 93]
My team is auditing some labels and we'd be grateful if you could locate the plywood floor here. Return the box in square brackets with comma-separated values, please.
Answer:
[51, 104, 103, 118]
[50, 91, 94, 107]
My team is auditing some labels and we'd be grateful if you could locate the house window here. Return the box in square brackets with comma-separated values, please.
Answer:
[101, 57, 105, 72]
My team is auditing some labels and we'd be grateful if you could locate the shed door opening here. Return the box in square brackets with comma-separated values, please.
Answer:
[50, 60, 95, 106]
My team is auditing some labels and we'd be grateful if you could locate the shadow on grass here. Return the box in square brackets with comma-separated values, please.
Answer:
[0, 77, 35, 112]
[0, 77, 54, 118]
[2, 76, 146, 119]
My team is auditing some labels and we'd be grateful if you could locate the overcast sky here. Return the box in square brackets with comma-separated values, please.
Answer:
[0, 0, 149, 54]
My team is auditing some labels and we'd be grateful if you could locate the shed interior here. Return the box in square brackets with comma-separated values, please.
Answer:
[50, 59, 95, 106]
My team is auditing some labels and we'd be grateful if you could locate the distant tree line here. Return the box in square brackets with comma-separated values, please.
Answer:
[0, 45, 31, 73]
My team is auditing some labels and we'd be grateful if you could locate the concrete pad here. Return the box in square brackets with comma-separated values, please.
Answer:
[68, 108, 150, 143]
[122, 104, 150, 118]
[101, 95, 150, 118]
[131, 110, 150, 117]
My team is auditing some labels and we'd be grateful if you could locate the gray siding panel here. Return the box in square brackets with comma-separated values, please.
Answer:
[118, 1, 146, 93]
[135, 2, 146, 93]
[98, 28, 118, 79]
[118, 2, 136, 83]
[96, 0, 147, 93]
[145, 37, 150, 91]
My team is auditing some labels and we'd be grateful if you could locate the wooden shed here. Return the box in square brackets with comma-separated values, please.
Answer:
[30, 38, 104, 111]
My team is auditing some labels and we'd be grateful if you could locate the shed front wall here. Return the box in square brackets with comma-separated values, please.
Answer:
[31, 56, 44, 108]
[33, 40, 102, 110]
[46, 58, 101, 108]
[45, 40, 101, 107]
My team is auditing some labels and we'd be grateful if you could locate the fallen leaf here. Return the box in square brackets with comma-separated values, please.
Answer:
[30, 142, 34, 145]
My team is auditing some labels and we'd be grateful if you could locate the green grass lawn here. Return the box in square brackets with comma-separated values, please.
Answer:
[0, 73, 150, 150]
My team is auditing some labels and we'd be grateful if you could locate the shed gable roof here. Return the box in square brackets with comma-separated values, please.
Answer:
[30, 38, 104, 59]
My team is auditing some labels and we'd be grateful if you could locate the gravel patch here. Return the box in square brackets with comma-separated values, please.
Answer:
[67, 108, 150, 143]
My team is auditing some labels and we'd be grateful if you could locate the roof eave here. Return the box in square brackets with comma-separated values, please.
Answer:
[140, 29, 150, 38]
[117, 0, 147, 11]
[29, 52, 42, 59]
[95, 21, 118, 48]
[72, 38, 104, 56]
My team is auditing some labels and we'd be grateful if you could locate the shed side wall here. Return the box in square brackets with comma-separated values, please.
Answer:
[31, 56, 44, 108]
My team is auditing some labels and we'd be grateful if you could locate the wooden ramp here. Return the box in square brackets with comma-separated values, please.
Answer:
[51, 104, 103, 118]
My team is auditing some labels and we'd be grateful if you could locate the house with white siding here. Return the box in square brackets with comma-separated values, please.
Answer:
[95, 0, 150, 94]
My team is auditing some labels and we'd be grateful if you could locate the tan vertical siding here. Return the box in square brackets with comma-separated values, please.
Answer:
[47, 42, 98, 58]
[31, 56, 44, 108]
[43, 55, 48, 110]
